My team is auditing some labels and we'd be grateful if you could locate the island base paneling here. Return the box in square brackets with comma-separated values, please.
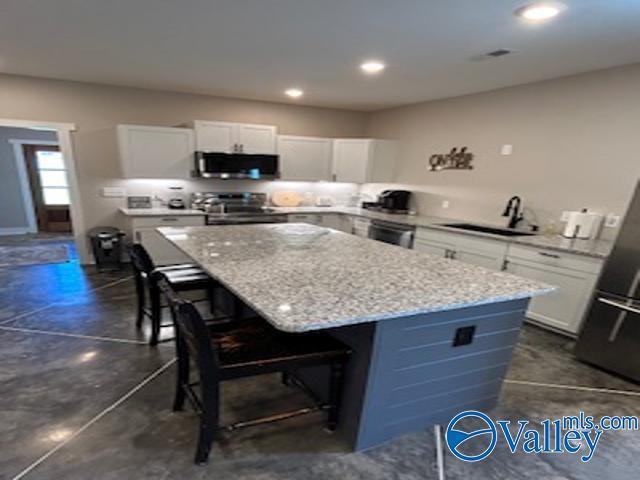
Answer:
[294, 298, 529, 451]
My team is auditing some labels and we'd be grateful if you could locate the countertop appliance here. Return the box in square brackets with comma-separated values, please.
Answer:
[575, 181, 640, 381]
[362, 190, 412, 214]
[562, 209, 604, 239]
[368, 219, 415, 249]
[195, 152, 279, 180]
[192, 192, 287, 225]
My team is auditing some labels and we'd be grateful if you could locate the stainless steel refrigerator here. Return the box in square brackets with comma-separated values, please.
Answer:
[575, 181, 640, 382]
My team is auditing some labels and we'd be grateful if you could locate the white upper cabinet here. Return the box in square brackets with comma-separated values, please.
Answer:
[277, 135, 333, 181]
[332, 139, 396, 183]
[238, 124, 277, 154]
[117, 124, 194, 179]
[189, 120, 277, 154]
[191, 121, 236, 152]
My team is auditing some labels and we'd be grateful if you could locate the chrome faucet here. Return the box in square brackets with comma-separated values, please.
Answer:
[502, 196, 524, 229]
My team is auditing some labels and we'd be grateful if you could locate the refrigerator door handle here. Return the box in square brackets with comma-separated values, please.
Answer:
[597, 297, 640, 342]
[598, 297, 640, 315]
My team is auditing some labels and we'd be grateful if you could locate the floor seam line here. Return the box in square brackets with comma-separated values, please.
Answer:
[504, 379, 640, 397]
[0, 275, 132, 327]
[0, 325, 148, 345]
[11, 358, 176, 480]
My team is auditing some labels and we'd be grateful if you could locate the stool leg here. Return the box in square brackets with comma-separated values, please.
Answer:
[173, 339, 189, 411]
[134, 272, 145, 329]
[149, 283, 161, 346]
[207, 283, 216, 315]
[195, 383, 219, 465]
[327, 362, 344, 431]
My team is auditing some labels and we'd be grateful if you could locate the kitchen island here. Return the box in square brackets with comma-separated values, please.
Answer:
[159, 223, 552, 450]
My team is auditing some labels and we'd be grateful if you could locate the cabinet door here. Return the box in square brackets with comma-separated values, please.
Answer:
[277, 135, 332, 181]
[453, 236, 508, 271]
[332, 139, 370, 183]
[134, 228, 192, 266]
[319, 214, 348, 232]
[237, 124, 277, 154]
[413, 239, 451, 258]
[193, 121, 236, 152]
[505, 258, 599, 334]
[118, 125, 194, 179]
[288, 214, 320, 225]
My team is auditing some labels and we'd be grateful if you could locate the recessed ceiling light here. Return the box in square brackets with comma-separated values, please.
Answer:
[360, 61, 386, 74]
[284, 88, 303, 98]
[515, 2, 566, 21]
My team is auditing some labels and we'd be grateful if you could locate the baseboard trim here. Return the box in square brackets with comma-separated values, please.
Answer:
[0, 227, 35, 236]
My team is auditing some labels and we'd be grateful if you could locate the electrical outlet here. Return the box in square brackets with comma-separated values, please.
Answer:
[605, 214, 621, 228]
[500, 144, 513, 156]
[560, 211, 572, 222]
[101, 187, 125, 198]
[442, 200, 450, 209]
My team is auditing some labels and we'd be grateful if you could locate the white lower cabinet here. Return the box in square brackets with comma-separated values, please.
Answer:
[129, 215, 205, 266]
[287, 213, 351, 233]
[505, 245, 603, 335]
[414, 228, 507, 271]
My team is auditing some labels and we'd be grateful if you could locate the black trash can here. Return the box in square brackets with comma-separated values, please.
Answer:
[88, 226, 125, 271]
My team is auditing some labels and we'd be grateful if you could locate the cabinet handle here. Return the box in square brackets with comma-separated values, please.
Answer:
[239, 144, 244, 153]
[135, 231, 141, 242]
[332, 173, 337, 182]
[538, 251, 561, 259]
[450, 250, 457, 260]
[161, 217, 178, 222]
[501, 259, 509, 271]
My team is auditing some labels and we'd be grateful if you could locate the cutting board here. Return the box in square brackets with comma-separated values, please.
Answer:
[271, 191, 303, 207]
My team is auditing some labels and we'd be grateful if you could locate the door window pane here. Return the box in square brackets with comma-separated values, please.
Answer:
[36, 151, 65, 170]
[43, 188, 70, 205]
[39, 170, 68, 187]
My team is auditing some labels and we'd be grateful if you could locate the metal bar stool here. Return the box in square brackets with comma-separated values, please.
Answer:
[154, 272, 351, 465]
[128, 243, 218, 345]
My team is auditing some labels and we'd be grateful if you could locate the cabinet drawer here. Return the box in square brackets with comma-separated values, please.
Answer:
[415, 227, 456, 244]
[131, 216, 205, 228]
[507, 244, 603, 274]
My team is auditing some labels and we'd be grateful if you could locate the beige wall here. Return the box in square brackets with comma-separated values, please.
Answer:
[366, 63, 640, 236]
[0, 73, 367, 248]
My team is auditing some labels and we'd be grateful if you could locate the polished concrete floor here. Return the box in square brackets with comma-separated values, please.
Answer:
[1, 247, 639, 479]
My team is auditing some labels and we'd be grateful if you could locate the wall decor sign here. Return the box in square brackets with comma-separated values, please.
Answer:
[428, 147, 474, 172]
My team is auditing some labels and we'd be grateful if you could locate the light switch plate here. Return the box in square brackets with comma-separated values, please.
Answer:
[101, 187, 126, 198]
[500, 144, 513, 155]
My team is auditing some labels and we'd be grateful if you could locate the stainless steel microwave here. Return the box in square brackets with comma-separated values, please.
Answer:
[195, 151, 279, 180]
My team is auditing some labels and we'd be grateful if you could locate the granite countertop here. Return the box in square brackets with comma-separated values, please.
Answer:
[159, 224, 553, 333]
[270, 206, 613, 259]
[120, 205, 612, 258]
[119, 207, 206, 216]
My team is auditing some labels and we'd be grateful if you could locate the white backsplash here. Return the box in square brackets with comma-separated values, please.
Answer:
[119, 179, 360, 207]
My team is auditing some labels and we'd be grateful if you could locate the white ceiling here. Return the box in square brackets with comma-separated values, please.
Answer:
[1, 0, 639, 111]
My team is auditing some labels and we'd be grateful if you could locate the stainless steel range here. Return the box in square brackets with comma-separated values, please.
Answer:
[191, 192, 287, 225]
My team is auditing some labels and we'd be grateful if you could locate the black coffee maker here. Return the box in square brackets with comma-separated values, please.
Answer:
[363, 190, 412, 213]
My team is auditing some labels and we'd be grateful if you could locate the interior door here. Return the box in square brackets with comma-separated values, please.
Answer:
[23, 144, 72, 233]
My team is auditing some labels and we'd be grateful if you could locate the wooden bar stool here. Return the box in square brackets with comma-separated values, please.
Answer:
[128, 243, 217, 345]
[154, 272, 351, 465]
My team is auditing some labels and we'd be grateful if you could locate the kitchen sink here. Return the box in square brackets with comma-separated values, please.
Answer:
[439, 223, 537, 237]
